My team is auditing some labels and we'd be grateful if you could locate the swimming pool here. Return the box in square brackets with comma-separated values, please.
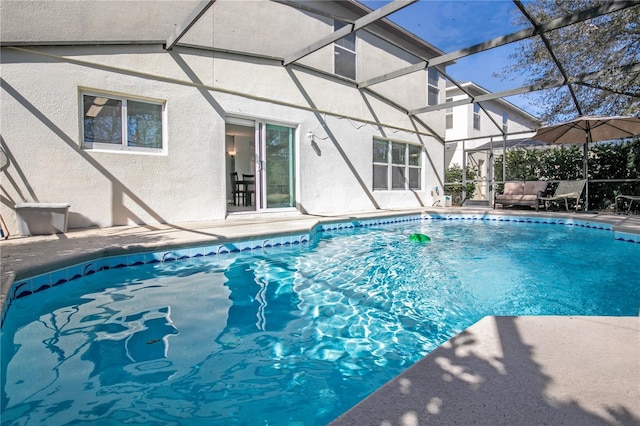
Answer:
[2, 216, 639, 425]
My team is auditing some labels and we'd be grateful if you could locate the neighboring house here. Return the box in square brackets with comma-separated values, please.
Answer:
[444, 82, 540, 202]
[0, 0, 450, 234]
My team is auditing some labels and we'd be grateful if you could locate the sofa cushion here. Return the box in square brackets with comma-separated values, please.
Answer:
[503, 182, 524, 195]
[523, 181, 548, 195]
[495, 194, 539, 204]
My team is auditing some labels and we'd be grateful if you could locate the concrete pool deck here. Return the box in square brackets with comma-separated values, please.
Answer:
[1, 207, 639, 424]
[331, 315, 640, 426]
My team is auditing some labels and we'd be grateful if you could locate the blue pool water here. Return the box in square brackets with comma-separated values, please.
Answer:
[2, 220, 639, 425]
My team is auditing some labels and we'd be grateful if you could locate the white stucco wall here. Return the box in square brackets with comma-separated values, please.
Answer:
[444, 86, 538, 168]
[0, 1, 447, 234]
[1, 46, 226, 230]
[0, 0, 201, 43]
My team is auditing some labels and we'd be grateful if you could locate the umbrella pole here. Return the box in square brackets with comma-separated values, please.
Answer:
[584, 128, 591, 211]
[584, 142, 589, 211]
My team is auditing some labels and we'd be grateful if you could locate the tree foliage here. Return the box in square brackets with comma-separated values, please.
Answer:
[444, 164, 476, 206]
[498, 0, 640, 123]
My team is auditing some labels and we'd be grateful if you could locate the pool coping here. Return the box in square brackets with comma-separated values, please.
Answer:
[330, 315, 640, 425]
[2, 207, 640, 323]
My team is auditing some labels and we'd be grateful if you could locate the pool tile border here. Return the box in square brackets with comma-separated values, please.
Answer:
[315, 212, 619, 233]
[1, 213, 636, 326]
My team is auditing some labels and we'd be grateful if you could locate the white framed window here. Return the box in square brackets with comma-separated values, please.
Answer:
[334, 21, 356, 80]
[427, 68, 439, 106]
[502, 111, 508, 133]
[81, 91, 165, 152]
[373, 138, 421, 191]
[473, 103, 481, 130]
[445, 97, 453, 129]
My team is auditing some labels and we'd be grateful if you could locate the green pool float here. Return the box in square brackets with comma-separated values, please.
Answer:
[409, 233, 431, 243]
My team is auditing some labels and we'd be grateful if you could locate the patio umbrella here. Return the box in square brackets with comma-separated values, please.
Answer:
[533, 115, 640, 211]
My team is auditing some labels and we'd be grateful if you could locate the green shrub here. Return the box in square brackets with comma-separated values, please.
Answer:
[444, 164, 476, 206]
[446, 138, 640, 210]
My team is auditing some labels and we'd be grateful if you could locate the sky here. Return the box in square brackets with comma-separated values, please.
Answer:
[359, 0, 544, 116]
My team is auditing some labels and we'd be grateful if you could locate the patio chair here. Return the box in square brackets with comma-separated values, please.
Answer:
[615, 194, 640, 215]
[242, 174, 255, 206]
[230, 172, 245, 206]
[537, 180, 586, 212]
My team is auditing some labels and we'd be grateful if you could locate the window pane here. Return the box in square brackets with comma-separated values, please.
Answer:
[446, 113, 453, 129]
[127, 101, 163, 148]
[340, 32, 356, 51]
[428, 68, 439, 86]
[473, 114, 481, 130]
[409, 168, 421, 190]
[408, 145, 421, 166]
[334, 21, 355, 51]
[373, 140, 388, 163]
[428, 86, 439, 106]
[392, 143, 405, 165]
[334, 46, 355, 79]
[391, 166, 405, 189]
[445, 97, 453, 123]
[265, 124, 295, 208]
[373, 165, 388, 190]
[83, 95, 122, 144]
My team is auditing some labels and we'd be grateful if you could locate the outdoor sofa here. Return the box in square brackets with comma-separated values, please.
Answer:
[494, 181, 548, 210]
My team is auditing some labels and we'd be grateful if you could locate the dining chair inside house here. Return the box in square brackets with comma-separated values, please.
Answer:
[230, 172, 245, 206]
[242, 174, 255, 206]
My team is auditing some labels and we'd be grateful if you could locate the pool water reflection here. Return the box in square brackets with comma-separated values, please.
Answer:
[2, 220, 639, 425]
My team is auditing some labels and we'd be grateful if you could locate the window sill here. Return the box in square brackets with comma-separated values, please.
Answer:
[82, 144, 166, 156]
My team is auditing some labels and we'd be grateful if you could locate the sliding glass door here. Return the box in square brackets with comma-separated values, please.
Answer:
[258, 123, 296, 210]
[226, 118, 296, 213]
